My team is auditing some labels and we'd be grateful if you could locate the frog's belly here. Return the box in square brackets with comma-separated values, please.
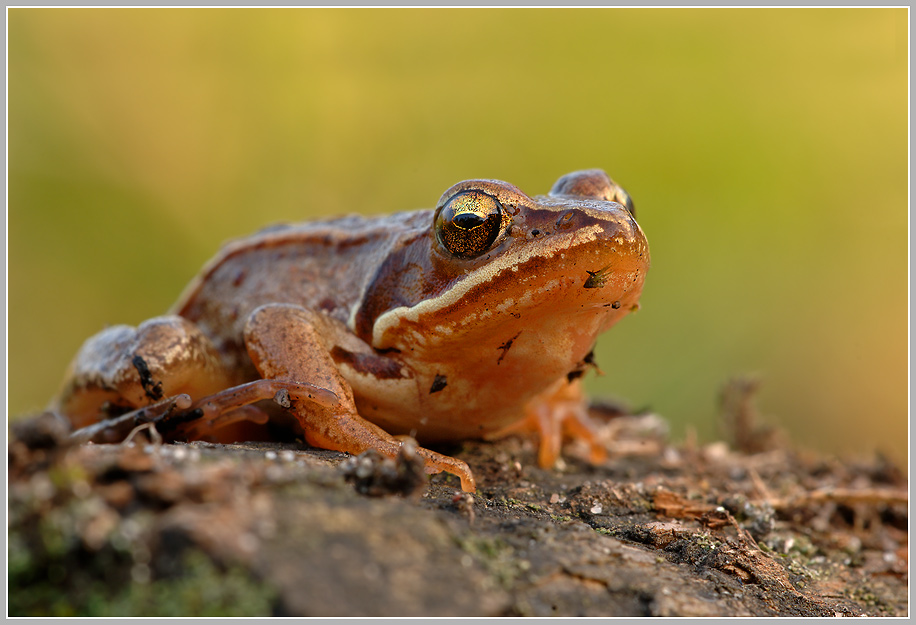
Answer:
[343, 312, 602, 442]
[347, 365, 563, 443]
[356, 395, 526, 443]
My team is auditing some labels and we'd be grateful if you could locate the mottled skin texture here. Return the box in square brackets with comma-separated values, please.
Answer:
[53, 170, 650, 491]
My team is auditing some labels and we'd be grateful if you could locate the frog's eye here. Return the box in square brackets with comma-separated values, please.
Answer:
[435, 190, 506, 259]
[611, 186, 636, 218]
[550, 170, 636, 218]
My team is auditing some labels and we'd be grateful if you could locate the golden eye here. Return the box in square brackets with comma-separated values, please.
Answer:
[611, 186, 636, 217]
[435, 191, 505, 259]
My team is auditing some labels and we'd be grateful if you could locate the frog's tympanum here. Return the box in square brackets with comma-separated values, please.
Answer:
[52, 170, 649, 492]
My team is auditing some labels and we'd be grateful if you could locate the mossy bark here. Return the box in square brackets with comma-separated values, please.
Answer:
[8, 409, 907, 617]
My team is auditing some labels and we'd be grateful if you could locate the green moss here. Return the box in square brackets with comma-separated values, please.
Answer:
[455, 535, 526, 590]
[692, 532, 721, 551]
[47, 462, 91, 491]
[457, 535, 511, 560]
[97, 551, 277, 616]
[10, 548, 277, 617]
[846, 586, 896, 615]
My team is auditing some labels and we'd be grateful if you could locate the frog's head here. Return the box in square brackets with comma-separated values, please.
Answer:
[354, 170, 649, 370]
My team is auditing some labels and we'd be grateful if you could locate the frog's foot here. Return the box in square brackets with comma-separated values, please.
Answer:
[244, 303, 477, 492]
[69, 393, 194, 444]
[488, 380, 607, 469]
[318, 427, 475, 492]
[390, 434, 476, 491]
[409, 446, 476, 492]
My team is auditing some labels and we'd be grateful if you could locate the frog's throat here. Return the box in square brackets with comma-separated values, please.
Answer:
[366, 223, 607, 350]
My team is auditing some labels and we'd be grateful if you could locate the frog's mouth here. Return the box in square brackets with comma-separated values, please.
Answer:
[371, 228, 646, 349]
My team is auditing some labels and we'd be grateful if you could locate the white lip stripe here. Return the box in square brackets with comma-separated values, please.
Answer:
[371, 224, 605, 348]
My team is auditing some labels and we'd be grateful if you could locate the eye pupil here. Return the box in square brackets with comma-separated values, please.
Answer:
[453, 212, 485, 230]
[435, 191, 505, 259]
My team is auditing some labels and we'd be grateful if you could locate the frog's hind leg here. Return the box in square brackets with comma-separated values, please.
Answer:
[54, 315, 237, 431]
[243, 303, 477, 492]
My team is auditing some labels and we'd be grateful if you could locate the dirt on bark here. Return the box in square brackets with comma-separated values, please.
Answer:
[8, 396, 908, 617]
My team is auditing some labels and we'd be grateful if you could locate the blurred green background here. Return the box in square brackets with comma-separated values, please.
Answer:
[9, 8, 908, 465]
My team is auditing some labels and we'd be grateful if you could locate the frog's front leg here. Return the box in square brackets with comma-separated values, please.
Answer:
[243, 303, 477, 492]
[487, 378, 608, 468]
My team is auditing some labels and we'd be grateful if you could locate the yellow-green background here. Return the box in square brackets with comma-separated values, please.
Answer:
[9, 8, 908, 465]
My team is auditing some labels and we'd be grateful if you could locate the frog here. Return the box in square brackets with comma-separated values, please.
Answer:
[51, 169, 650, 493]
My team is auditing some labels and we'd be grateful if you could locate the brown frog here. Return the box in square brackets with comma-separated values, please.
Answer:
[52, 169, 650, 492]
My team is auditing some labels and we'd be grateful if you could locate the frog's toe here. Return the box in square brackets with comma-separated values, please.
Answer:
[541, 400, 609, 467]
[413, 446, 477, 493]
[558, 405, 608, 465]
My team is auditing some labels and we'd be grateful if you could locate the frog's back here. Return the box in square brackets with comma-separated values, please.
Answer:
[172, 211, 431, 351]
